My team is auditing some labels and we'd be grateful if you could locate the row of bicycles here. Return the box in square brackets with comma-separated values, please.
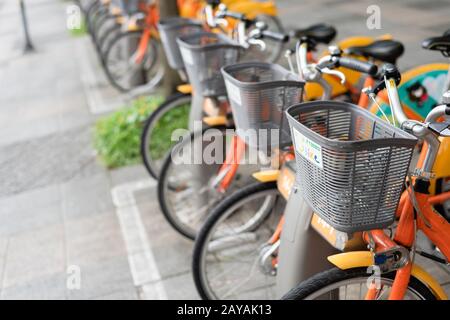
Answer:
[77, 0, 283, 94]
[79, 0, 450, 300]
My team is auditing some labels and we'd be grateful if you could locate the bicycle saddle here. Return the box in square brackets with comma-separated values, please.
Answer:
[346, 40, 404, 64]
[422, 29, 450, 56]
[292, 23, 337, 44]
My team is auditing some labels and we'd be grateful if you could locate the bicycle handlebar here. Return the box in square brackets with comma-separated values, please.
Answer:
[260, 30, 289, 43]
[216, 10, 248, 23]
[337, 57, 378, 77]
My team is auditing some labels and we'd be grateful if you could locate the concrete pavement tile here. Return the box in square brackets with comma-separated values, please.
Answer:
[65, 211, 127, 266]
[66, 256, 134, 300]
[0, 201, 62, 237]
[0, 126, 97, 196]
[92, 289, 139, 300]
[61, 171, 115, 219]
[136, 196, 193, 278]
[2, 223, 65, 288]
[0, 184, 61, 216]
[142, 272, 199, 300]
[109, 165, 151, 188]
[1, 273, 67, 300]
[133, 183, 158, 205]
[0, 237, 9, 290]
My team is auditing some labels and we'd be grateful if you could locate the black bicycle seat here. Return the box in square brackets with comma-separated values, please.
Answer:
[346, 40, 404, 64]
[422, 29, 450, 56]
[292, 23, 337, 44]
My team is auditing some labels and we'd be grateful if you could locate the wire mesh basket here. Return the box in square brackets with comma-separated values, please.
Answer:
[157, 17, 203, 70]
[177, 32, 242, 97]
[222, 62, 304, 149]
[286, 101, 417, 233]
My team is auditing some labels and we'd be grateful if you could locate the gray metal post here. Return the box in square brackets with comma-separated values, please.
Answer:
[276, 185, 338, 298]
[19, 0, 35, 53]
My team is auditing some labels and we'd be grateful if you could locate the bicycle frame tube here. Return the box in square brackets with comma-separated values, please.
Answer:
[362, 188, 450, 300]
[135, 4, 157, 64]
[358, 76, 375, 107]
[217, 135, 246, 192]
[357, 74, 450, 300]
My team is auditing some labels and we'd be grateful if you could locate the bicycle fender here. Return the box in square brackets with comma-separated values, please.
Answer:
[177, 84, 192, 94]
[203, 116, 227, 127]
[252, 170, 279, 183]
[327, 251, 447, 300]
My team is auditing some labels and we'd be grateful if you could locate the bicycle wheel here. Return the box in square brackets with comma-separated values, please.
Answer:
[240, 15, 285, 63]
[193, 181, 284, 300]
[87, 1, 105, 36]
[103, 31, 164, 92]
[79, 0, 94, 14]
[157, 127, 256, 239]
[92, 12, 114, 50]
[141, 92, 191, 179]
[282, 267, 436, 300]
[98, 23, 121, 60]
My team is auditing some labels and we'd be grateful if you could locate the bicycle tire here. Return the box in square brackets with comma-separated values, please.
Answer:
[85, 0, 99, 32]
[157, 126, 229, 240]
[87, 1, 104, 37]
[141, 92, 192, 180]
[282, 267, 437, 300]
[92, 11, 113, 49]
[103, 31, 162, 92]
[192, 181, 279, 299]
[98, 24, 121, 61]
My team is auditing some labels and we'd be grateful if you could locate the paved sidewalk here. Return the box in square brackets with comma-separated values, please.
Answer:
[0, 0, 198, 300]
[0, 0, 137, 299]
[0, 0, 449, 300]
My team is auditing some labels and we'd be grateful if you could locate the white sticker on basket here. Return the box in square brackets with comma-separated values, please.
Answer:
[226, 81, 242, 105]
[180, 47, 194, 65]
[293, 128, 323, 169]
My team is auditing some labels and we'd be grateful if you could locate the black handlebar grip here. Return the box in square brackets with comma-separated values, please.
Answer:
[261, 30, 289, 43]
[338, 57, 378, 77]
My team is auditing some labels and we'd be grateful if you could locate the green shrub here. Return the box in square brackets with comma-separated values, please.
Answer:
[94, 96, 163, 168]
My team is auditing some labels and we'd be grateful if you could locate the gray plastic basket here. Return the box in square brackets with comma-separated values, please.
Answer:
[177, 32, 242, 97]
[158, 17, 203, 70]
[286, 101, 417, 233]
[222, 62, 304, 149]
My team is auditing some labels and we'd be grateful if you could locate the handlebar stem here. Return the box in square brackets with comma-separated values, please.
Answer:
[385, 76, 408, 126]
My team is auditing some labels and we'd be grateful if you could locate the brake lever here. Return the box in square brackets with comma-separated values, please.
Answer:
[321, 67, 346, 84]
[215, 18, 229, 28]
[316, 56, 346, 84]
[247, 37, 266, 51]
[246, 29, 266, 51]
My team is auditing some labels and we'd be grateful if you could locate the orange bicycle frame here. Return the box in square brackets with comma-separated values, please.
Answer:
[135, 3, 159, 64]
[363, 188, 450, 300]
